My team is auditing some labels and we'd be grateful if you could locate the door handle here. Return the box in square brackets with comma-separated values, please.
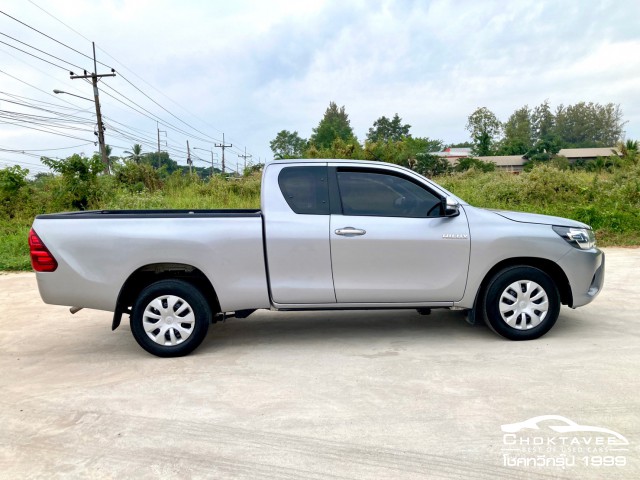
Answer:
[335, 227, 366, 237]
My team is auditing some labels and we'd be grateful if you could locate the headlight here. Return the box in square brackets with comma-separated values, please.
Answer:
[553, 226, 596, 250]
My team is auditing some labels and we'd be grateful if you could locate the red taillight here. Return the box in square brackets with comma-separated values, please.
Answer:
[28, 228, 58, 272]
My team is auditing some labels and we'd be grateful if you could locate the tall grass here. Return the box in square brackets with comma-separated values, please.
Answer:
[437, 164, 640, 245]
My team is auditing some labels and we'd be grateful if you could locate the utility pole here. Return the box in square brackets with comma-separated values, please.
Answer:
[156, 122, 166, 168]
[186, 140, 192, 175]
[70, 42, 115, 174]
[215, 133, 232, 174]
[238, 146, 252, 173]
[209, 150, 218, 178]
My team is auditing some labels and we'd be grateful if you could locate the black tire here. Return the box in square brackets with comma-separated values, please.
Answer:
[130, 279, 211, 357]
[483, 266, 560, 340]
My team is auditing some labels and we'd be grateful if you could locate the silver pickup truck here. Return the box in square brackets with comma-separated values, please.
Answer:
[30, 160, 604, 356]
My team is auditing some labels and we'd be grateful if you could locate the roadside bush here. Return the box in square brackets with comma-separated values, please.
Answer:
[113, 160, 163, 193]
[41, 154, 104, 210]
[0, 166, 30, 219]
[454, 157, 496, 173]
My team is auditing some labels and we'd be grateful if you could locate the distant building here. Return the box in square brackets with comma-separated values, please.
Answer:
[432, 147, 620, 172]
[557, 147, 620, 163]
[431, 147, 472, 161]
[473, 155, 527, 173]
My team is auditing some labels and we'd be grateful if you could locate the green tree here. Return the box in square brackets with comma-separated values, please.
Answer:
[412, 153, 451, 177]
[617, 139, 638, 164]
[367, 113, 411, 143]
[124, 143, 144, 164]
[269, 130, 307, 159]
[113, 160, 163, 192]
[526, 101, 561, 162]
[0, 165, 30, 218]
[501, 106, 532, 155]
[555, 102, 625, 148]
[141, 152, 180, 176]
[465, 107, 503, 156]
[306, 137, 364, 160]
[447, 141, 473, 149]
[584, 156, 618, 173]
[454, 157, 496, 173]
[41, 154, 104, 209]
[309, 102, 356, 149]
[364, 136, 442, 166]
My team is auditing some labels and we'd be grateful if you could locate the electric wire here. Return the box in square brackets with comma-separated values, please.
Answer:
[1, 6, 253, 167]
[0, 90, 93, 113]
[0, 38, 73, 72]
[0, 118, 95, 142]
[22, 0, 252, 156]
[99, 83, 221, 146]
[0, 9, 108, 68]
[0, 143, 93, 152]
[0, 67, 85, 109]
[0, 31, 87, 71]
[0, 99, 95, 122]
[0, 47, 94, 111]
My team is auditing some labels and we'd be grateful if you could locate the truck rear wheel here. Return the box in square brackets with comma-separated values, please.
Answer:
[130, 279, 211, 357]
[483, 266, 560, 340]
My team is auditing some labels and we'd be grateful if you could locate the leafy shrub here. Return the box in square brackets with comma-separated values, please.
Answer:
[0, 166, 30, 218]
[41, 154, 104, 210]
[113, 160, 163, 193]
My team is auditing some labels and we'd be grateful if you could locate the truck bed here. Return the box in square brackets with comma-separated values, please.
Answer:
[32, 210, 270, 313]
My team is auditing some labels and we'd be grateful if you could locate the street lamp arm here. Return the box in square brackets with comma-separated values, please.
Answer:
[52, 89, 92, 102]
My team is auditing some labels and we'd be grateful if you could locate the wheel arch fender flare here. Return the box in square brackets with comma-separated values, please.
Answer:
[111, 263, 220, 330]
[473, 257, 573, 313]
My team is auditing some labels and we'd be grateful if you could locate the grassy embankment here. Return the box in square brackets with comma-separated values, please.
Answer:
[1, 164, 638, 271]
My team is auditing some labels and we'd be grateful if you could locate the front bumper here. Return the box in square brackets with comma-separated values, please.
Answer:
[557, 247, 605, 308]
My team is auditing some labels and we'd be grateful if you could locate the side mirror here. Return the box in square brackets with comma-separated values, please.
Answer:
[442, 197, 460, 217]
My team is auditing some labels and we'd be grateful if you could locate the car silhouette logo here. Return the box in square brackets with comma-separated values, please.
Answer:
[501, 415, 628, 445]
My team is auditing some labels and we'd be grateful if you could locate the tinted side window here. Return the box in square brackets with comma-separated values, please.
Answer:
[278, 166, 330, 215]
[337, 170, 441, 218]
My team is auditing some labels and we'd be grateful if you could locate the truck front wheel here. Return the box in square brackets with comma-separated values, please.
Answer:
[130, 279, 211, 357]
[483, 266, 560, 340]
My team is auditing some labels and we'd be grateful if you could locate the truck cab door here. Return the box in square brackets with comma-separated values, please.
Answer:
[263, 164, 336, 304]
[329, 167, 470, 304]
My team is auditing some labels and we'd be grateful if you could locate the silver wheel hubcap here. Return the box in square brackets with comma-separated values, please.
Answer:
[498, 280, 549, 330]
[142, 295, 195, 346]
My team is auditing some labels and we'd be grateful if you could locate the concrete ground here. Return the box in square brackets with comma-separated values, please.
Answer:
[0, 247, 638, 479]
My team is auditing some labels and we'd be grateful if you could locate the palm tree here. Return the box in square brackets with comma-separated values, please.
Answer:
[615, 139, 639, 165]
[123, 143, 143, 164]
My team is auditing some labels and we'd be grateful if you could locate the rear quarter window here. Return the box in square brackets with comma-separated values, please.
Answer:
[278, 166, 330, 215]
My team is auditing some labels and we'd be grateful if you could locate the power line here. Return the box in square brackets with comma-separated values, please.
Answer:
[0, 118, 95, 142]
[0, 67, 85, 109]
[0, 160, 49, 173]
[117, 71, 231, 147]
[0, 9, 107, 68]
[0, 143, 93, 152]
[0, 99, 95, 122]
[99, 83, 220, 146]
[0, 46, 95, 113]
[0, 38, 72, 72]
[2, 4, 255, 166]
[22, 0, 253, 157]
[0, 90, 93, 113]
[0, 31, 87, 71]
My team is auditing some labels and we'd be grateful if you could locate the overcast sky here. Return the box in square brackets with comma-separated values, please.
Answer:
[1, 0, 639, 174]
